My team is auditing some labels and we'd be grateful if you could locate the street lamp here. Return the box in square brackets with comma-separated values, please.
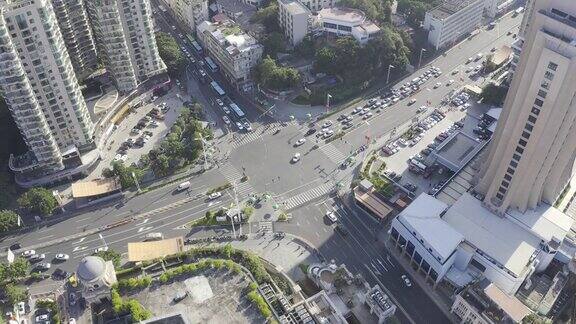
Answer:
[418, 48, 427, 69]
[325, 93, 332, 114]
[386, 64, 395, 85]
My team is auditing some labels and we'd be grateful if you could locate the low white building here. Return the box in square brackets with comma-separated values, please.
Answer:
[196, 20, 263, 89]
[423, 0, 485, 50]
[316, 7, 381, 44]
[278, 0, 311, 45]
[162, 0, 209, 34]
[484, 0, 516, 18]
[389, 193, 573, 295]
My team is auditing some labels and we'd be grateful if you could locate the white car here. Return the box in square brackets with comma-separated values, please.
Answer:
[55, 253, 69, 261]
[352, 107, 362, 114]
[408, 98, 416, 105]
[291, 153, 301, 163]
[417, 106, 427, 113]
[322, 121, 333, 128]
[323, 129, 334, 138]
[208, 191, 222, 200]
[215, 98, 224, 106]
[94, 246, 109, 254]
[433, 82, 441, 89]
[447, 79, 455, 86]
[29, 253, 45, 262]
[401, 275, 412, 287]
[222, 106, 231, 114]
[17, 302, 25, 314]
[295, 138, 306, 146]
[243, 122, 252, 132]
[236, 122, 244, 130]
[466, 57, 473, 63]
[325, 211, 337, 223]
[222, 116, 231, 125]
[36, 315, 49, 322]
[358, 109, 367, 116]
[21, 250, 36, 257]
[363, 112, 373, 119]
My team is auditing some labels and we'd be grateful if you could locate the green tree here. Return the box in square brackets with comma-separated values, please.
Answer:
[254, 56, 300, 91]
[5, 284, 27, 304]
[95, 249, 122, 269]
[0, 210, 20, 232]
[108, 161, 142, 189]
[251, 2, 280, 32]
[397, 0, 438, 28]
[314, 47, 338, 74]
[481, 83, 509, 106]
[17, 188, 58, 216]
[262, 32, 286, 57]
[6, 257, 29, 280]
[294, 36, 315, 58]
[155, 32, 187, 76]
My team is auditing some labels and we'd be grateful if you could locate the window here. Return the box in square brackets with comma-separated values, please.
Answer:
[504, 174, 512, 181]
[501, 181, 509, 188]
[519, 139, 527, 147]
[541, 81, 550, 89]
[534, 98, 544, 107]
[548, 62, 558, 71]
[513, 153, 521, 161]
[544, 71, 554, 80]
[522, 131, 531, 139]
[525, 123, 533, 131]
[531, 107, 540, 116]
[528, 115, 537, 123]
[499, 187, 507, 194]
[496, 193, 504, 200]
[537, 90, 547, 98]
[510, 160, 518, 168]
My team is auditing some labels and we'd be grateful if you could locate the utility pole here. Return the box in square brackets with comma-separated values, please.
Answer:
[131, 172, 141, 192]
[386, 64, 394, 85]
[231, 181, 240, 238]
[196, 134, 208, 170]
[326, 93, 332, 114]
[418, 48, 426, 69]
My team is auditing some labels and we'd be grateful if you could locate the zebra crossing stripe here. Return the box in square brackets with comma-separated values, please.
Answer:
[319, 144, 346, 163]
[283, 183, 334, 210]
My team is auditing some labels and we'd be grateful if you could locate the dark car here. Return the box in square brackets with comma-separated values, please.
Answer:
[52, 268, 69, 280]
[305, 128, 317, 136]
[173, 292, 188, 303]
[9, 243, 21, 251]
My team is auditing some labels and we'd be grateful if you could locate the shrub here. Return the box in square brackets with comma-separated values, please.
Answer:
[116, 276, 152, 291]
[36, 299, 60, 324]
[247, 290, 272, 318]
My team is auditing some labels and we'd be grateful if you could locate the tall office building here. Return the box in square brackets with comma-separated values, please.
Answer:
[476, 0, 576, 215]
[0, 0, 96, 181]
[86, 0, 166, 93]
[51, 0, 98, 81]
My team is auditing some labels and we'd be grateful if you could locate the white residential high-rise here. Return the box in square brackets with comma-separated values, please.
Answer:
[278, 0, 310, 46]
[476, 0, 576, 215]
[86, 0, 166, 93]
[51, 0, 98, 81]
[0, 0, 96, 179]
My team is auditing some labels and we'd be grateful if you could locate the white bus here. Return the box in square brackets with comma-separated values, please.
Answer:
[205, 57, 218, 72]
[229, 102, 245, 119]
[210, 81, 226, 97]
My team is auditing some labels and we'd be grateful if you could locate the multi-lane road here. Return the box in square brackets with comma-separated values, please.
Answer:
[1, 7, 523, 324]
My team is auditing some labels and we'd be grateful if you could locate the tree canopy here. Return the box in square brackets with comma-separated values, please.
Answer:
[17, 188, 58, 216]
[0, 210, 20, 232]
[254, 56, 301, 91]
[251, 1, 280, 33]
[155, 32, 187, 76]
[262, 32, 287, 57]
[481, 83, 509, 106]
[105, 162, 143, 190]
[314, 29, 410, 84]
[339, 0, 392, 23]
[397, 0, 440, 27]
[95, 249, 122, 269]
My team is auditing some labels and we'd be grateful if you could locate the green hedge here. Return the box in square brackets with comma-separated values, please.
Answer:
[159, 259, 241, 283]
[247, 283, 273, 319]
[206, 182, 232, 195]
[115, 276, 152, 292]
[111, 289, 152, 322]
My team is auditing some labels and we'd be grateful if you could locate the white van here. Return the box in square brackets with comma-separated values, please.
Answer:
[145, 232, 164, 241]
[177, 181, 191, 191]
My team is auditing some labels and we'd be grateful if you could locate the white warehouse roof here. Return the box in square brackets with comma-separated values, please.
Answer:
[398, 194, 463, 261]
[443, 193, 540, 276]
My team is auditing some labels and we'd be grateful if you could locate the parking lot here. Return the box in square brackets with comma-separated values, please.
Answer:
[88, 85, 188, 179]
[378, 94, 494, 198]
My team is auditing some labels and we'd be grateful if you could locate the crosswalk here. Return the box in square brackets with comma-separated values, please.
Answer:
[319, 143, 347, 164]
[218, 163, 255, 198]
[230, 123, 284, 149]
[282, 182, 334, 210]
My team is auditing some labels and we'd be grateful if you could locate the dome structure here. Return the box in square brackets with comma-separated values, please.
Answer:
[77, 256, 106, 282]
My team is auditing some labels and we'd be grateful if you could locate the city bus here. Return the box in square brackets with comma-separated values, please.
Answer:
[229, 102, 245, 119]
[205, 56, 218, 72]
[210, 81, 226, 97]
[191, 41, 203, 53]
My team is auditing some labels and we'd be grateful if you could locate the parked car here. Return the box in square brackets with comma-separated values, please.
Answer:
[295, 138, 306, 146]
[29, 253, 45, 262]
[401, 274, 412, 287]
[208, 191, 222, 200]
[34, 262, 51, 271]
[173, 292, 188, 303]
[291, 153, 301, 163]
[21, 250, 35, 257]
[325, 211, 337, 223]
[94, 247, 108, 254]
[222, 116, 231, 125]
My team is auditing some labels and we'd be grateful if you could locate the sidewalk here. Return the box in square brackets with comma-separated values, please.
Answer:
[271, 98, 326, 122]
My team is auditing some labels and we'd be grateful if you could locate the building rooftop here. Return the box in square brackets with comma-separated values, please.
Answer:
[443, 193, 540, 276]
[127, 237, 184, 262]
[318, 7, 366, 24]
[433, 131, 483, 172]
[483, 282, 532, 322]
[506, 203, 573, 243]
[398, 194, 464, 261]
[77, 256, 106, 282]
[71, 177, 121, 198]
[429, 0, 480, 20]
[279, 0, 309, 15]
[197, 20, 261, 56]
